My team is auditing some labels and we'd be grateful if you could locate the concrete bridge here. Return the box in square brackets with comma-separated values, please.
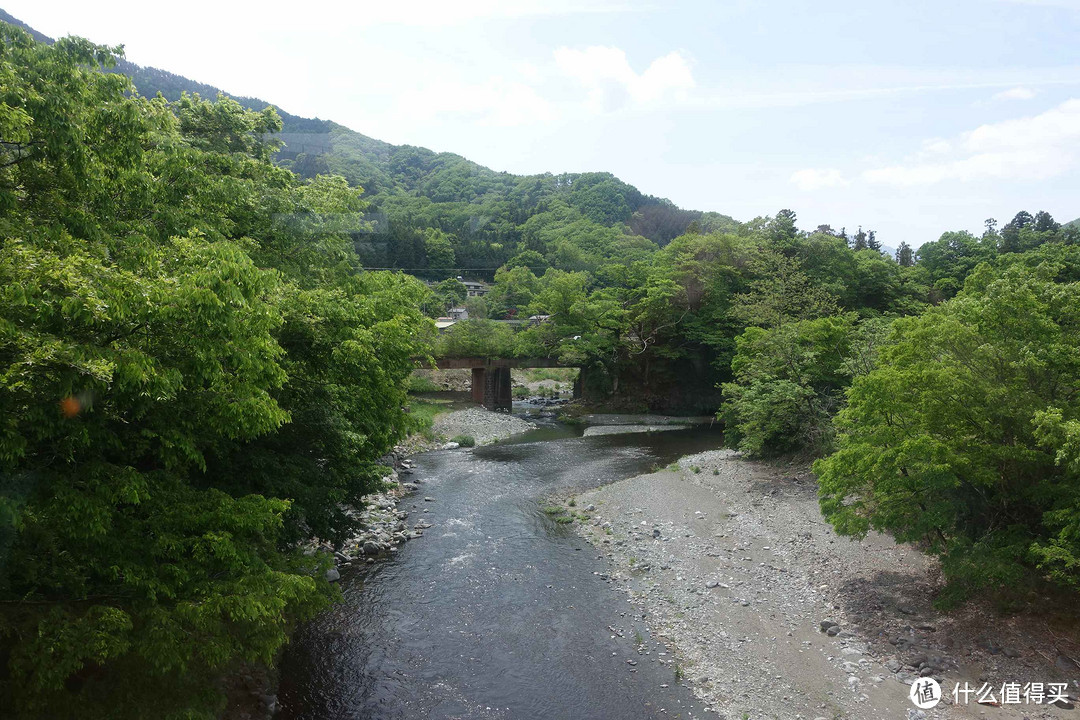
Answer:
[433, 356, 573, 412]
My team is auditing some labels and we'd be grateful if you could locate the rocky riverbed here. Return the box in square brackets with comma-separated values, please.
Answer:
[572, 449, 1080, 720]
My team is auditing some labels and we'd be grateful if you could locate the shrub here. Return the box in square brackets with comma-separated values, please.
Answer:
[450, 434, 476, 447]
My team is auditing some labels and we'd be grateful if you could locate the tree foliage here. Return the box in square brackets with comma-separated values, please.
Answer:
[815, 246, 1080, 602]
[0, 25, 430, 717]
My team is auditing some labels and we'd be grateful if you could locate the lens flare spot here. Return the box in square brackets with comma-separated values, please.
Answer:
[60, 396, 81, 418]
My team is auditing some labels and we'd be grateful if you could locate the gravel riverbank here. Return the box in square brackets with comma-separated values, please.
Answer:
[431, 406, 536, 445]
[573, 449, 1080, 720]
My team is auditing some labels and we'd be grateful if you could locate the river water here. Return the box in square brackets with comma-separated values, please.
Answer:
[277, 417, 724, 719]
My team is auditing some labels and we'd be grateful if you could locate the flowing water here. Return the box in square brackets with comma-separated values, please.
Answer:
[278, 417, 724, 719]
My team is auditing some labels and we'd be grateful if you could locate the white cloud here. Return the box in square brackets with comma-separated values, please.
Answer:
[864, 99, 1080, 186]
[395, 78, 556, 128]
[790, 168, 849, 191]
[554, 46, 694, 111]
[992, 86, 1037, 101]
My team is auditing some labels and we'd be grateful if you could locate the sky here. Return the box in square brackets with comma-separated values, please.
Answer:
[13, 0, 1080, 246]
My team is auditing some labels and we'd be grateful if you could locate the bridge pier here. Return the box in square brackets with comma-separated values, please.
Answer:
[431, 357, 570, 413]
[470, 366, 512, 412]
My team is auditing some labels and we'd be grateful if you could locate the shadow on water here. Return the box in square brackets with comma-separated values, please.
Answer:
[277, 423, 723, 720]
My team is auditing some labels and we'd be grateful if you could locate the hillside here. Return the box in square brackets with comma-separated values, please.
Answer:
[0, 9, 732, 278]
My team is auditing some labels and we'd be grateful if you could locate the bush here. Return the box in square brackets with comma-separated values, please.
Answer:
[721, 315, 873, 456]
[450, 434, 476, 447]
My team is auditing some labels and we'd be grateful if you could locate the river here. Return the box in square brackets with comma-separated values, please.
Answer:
[277, 417, 724, 719]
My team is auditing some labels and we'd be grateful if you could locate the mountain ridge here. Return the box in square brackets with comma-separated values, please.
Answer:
[0, 9, 735, 276]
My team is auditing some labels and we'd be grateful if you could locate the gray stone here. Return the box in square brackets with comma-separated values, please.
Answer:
[325, 567, 341, 582]
[826, 625, 841, 636]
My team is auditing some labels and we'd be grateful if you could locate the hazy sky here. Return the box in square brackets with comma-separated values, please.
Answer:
[14, 0, 1080, 245]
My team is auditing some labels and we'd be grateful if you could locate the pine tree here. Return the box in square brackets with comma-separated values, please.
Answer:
[895, 241, 914, 267]
[867, 230, 882, 252]
[852, 227, 867, 251]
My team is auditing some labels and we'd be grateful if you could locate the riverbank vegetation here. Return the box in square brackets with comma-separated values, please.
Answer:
[0, 28, 430, 719]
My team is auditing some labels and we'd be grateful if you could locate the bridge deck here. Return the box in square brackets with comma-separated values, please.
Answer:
[431, 357, 569, 370]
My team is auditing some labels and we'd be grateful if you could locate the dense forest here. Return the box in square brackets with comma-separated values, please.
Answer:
[2, 15, 1080, 720]
[0, 25, 431, 718]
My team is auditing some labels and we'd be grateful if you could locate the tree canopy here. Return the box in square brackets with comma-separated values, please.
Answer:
[0, 24, 430, 718]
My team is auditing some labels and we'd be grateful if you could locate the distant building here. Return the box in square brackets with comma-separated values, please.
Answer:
[434, 318, 457, 331]
[456, 277, 489, 297]
[527, 314, 551, 326]
[447, 307, 469, 320]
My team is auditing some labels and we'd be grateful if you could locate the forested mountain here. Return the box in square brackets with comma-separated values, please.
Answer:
[0, 10, 732, 279]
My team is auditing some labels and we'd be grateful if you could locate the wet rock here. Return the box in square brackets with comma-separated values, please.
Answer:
[820, 620, 838, 632]
[325, 567, 341, 582]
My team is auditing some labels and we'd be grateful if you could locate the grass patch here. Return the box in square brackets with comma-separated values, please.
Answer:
[406, 398, 448, 439]
[406, 374, 443, 393]
[554, 516, 574, 524]
[542, 505, 565, 515]
[450, 434, 475, 447]
[674, 665, 684, 683]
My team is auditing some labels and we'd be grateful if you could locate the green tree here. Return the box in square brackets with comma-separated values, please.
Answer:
[0, 26, 431, 718]
[815, 246, 1080, 603]
[895, 241, 914, 267]
[732, 251, 839, 328]
[432, 278, 468, 313]
[720, 315, 885, 455]
[424, 228, 456, 269]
